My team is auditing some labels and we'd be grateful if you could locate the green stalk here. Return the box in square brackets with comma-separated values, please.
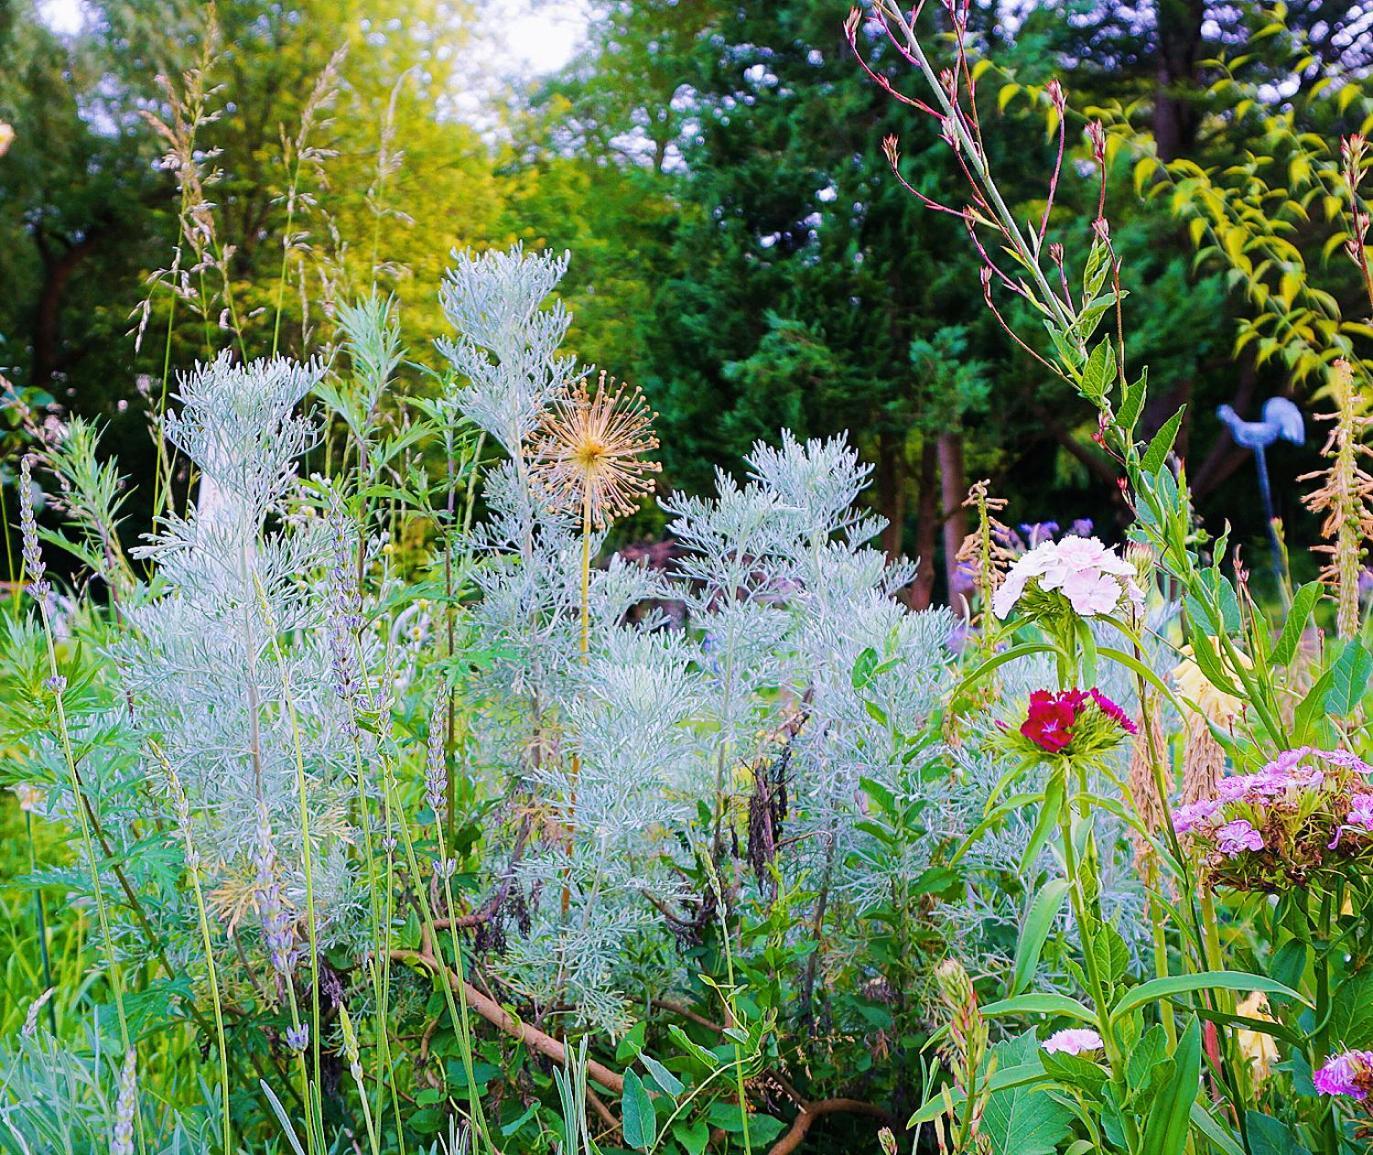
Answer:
[25, 810, 57, 1036]
[36, 602, 130, 1051]
[385, 759, 494, 1152]
[156, 746, 232, 1155]
[254, 576, 325, 1149]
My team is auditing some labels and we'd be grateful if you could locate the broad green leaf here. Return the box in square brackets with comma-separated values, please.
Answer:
[1112, 972, 1309, 1019]
[1324, 638, 1371, 716]
[1245, 1111, 1311, 1155]
[1126, 1024, 1169, 1092]
[672, 1119, 710, 1155]
[852, 647, 878, 691]
[1081, 339, 1116, 404]
[981, 993, 1095, 1023]
[1141, 1018, 1200, 1155]
[1010, 880, 1070, 996]
[1330, 971, 1373, 1048]
[621, 1070, 656, 1150]
[1141, 407, 1186, 475]
[981, 1034, 1074, 1155]
[638, 1052, 684, 1099]
[667, 1025, 722, 1070]
[908, 1063, 1051, 1126]
[1272, 581, 1322, 667]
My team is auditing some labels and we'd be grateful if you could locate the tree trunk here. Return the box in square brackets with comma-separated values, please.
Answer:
[31, 233, 97, 390]
[1153, 0, 1207, 161]
[876, 427, 907, 562]
[937, 431, 970, 613]
[912, 440, 938, 610]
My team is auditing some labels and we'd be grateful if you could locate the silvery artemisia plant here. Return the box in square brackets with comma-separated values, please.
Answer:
[434, 246, 971, 1033]
[115, 352, 365, 969]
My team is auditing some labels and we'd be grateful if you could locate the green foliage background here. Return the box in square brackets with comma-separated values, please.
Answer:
[2, 0, 1370, 595]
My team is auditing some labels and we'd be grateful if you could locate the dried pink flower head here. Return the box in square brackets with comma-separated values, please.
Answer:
[1314, 1050, 1373, 1100]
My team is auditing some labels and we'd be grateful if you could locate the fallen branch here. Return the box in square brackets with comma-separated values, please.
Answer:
[390, 948, 625, 1094]
[767, 1098, 894, 1155]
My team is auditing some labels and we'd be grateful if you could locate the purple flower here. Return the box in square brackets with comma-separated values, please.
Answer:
[1313, 1050, 1373, 1100]
[1330, 793, 1373, 848]
[1043, 1028, 1104, 1056]
[1174, 797, 1221, 834]
[1216, 819, 1264, 857]
[1019, 521, 1060, 548]
[1089, 689, 1137, 734]
[1319, 749, 1373, 776]
[285, 1023, 310, 1052]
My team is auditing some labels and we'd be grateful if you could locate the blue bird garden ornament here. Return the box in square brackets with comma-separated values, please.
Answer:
[1216, 397, 1305, 575]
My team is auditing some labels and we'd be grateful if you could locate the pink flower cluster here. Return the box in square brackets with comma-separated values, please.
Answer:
[1314, 1049, 1373, 1100]
[1019, 688, 1137, 755]
[1043, 1028, 1104, 1056]
[1175, 747, 1373, 887]
[992, 535, 1143, 621]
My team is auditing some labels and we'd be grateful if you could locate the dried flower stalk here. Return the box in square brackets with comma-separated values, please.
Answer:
[1300, 359, 1373, 639]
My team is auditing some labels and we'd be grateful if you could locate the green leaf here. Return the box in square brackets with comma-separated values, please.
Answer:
[1020, 772, 1066, 874]
[621, 1070, 656, 1151]
[1010, 880, 1070, 997]
[1272, 581, 1322, 667]
[981, 993, 1095, 1023]
[639, 1052, 684, 1099]
[1126, 1024, 1169, 1092]
[1081, 339, 1117, 404]
[1112, 972, 1309, 1019]
[1141, 407, 1186, 475]
[1142, 1018, 1201, 1155]
[1324, 638, 1371, 716]
[981, 1034, 1074, 1155]
[1330, 971, 1373, 1048]
[1117, 368, 1147, 437]
[1245, 1111, 1311, 1155]
[1293, 664, 1337, 744]
[667, 1025, 722, 1071]
[908, 1063, 1052, 1126]
[1093, 924, 1131, 985]
[852, 647, 879, 692]
[672, 1119, 710, 1155]
[1190, 1103, 1246, 1155]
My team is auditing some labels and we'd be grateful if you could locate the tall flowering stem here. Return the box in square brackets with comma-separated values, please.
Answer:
[20, 457, 133, 1057]
[527, 371, 660, 904]
[1300, 360, 1373, 640]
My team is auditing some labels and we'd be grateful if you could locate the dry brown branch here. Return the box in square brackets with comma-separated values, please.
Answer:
[390, 948, 625, 1094]
[767, 1098, 894, 1155]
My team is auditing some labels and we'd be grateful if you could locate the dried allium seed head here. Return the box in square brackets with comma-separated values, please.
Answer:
[527, 371, 661, 529]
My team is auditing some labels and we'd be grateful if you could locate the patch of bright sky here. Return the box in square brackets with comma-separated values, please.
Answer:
[37, 0, 587, 76]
